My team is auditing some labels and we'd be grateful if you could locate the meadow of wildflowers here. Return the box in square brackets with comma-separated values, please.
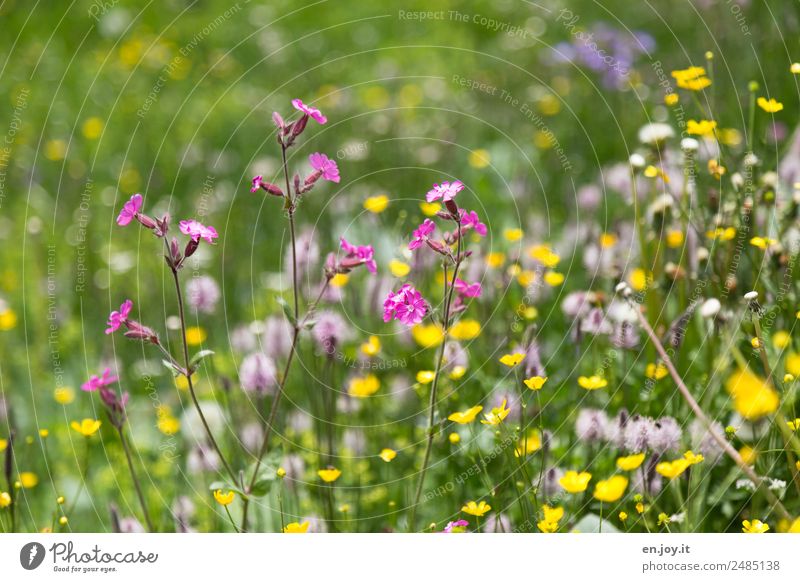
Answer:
[2, 0, 800, 538]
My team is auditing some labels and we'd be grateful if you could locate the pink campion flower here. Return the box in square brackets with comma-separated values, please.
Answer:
[116, 193, 143, 226]
[250, 175, 264, 193]
[82, 368, 119, 392]
[426, 180, 464, 203]
[453, 278, 482, 298]
[340, 237, 377, 274]
[309, 153, 340, 183]
[292, 98, 327, 124]
[459, 209, 487, 236]
[408, 219, 436, 250]
[383, 284, 427, 326]
[105, 299, 133, 334]
[442, 519, 469, 533]
[179, 219, 219, 244]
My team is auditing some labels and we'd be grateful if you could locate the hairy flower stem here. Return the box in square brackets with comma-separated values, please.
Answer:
[408, 222, 463, 532]
[171, 267, 237, 484]
[117, 427, 155, 532]
[633, 304, 792, 522]
[240, 143, 331, 531]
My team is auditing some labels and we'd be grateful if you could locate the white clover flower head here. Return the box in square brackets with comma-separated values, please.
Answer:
[699, 298, 721, 319]
[637, 123, 675, 145]
[743, 152, 760, 167]
[629, 153, 646, 168]
[743, 291, 759, 301]
[680, 137, 699, 152]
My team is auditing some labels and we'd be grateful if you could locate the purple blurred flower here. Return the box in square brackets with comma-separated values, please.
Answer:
[650, 417, 682, 454]
[239, 352, 277, 395]
[82, 368, 118, 392]
[453, 278, 481, 298]
[312, 310, 351, 352]
[575, 408, 609, 443]
[187, 276, 221, 314]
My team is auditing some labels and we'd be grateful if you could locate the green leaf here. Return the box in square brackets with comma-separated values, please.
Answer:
[161, 359, 183, 377]
[276, 296, 297, 326]
[189, 349, 215, 370]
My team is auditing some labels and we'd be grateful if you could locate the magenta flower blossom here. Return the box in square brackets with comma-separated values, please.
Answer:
[426, 180, 464, 203]
[442, 519, 469, 533]
[179, 220, 219, 244]
[453, 278, 482, 298]
[309, 153, 340, 183]
[408, 219, 436, 250]
[82, 368, 119, 392]
[105, 299, 133, 334]
[292, 98, 327, 124]
[116, 193, 143, 226]
[383, 284, 427, 326]
[340, 237, 376, 274]
[250, 175, 264, 193]
[459, 209, 487, 236]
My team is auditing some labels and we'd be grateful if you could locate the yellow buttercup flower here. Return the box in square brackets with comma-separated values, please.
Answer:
[645, 363, 668, 380]
[578, 375, 607, 390]
[448, 405, 483, 424]
[448, 365, 466, 380]
[529, 244, 560, 267]
[708, 159, 726, 179]
[600, 232, 618, 248]
[524, 376, 547, 391]
[360, 335, 381, 356]
[82, 117, 104, 140]
[39, 429, 49, 438]
[742, 519, 769, 533]
[449, 319, 481, 340]
[537, 504, 564, 533]
[664, 93, 679, 106]
[666, 230, 684, 248]
[348, 374, 380, 398]
[54, 387, 75, 405]
[213, 489, 235, 506]
[448, 432, 461, 444]
[629, 268, 652, 292]
[363, 194, 389, 213]
[725, 367, 779, 420]
[514, 431, 542, 457]
[0, 491, 11, 508]
[792, 63, 800, 74]
[412, 323, 445, 347]
[686, 119, 717, 136]
[481, 399, 510, 426]
[283, 521, 310, 533]
[486, 252, 506, 268]
[655, 458, 690, 479]
[379, 448, 397, 463]
[330, 273, 349, 288]
[559, 471, 592, 493]
[420, 202, 441, 217]
[0, 439, 6, 452]
[416, 370, 435, 384]
[683, 450, 704, 465]
[706, 227, 736, 241]
[469, 148, 491, 169]
[504, 228, 523, 242]
[671, 66, 711, 91]
[658, 513, 671, 526]
[185, 326, 206, 346]
[750, 236, 777, 251]
[544, 272, 565, 287]
[636, 502, 646, 514]
[0, 309, 18, 330]
[772, 331, 790, 350]
[461, 500, 491, 517]
[619, 511, 629, 522]
[19, 472, 38, 488]
[757, 97, 783, 113]
[389, 260, 410, 278]
[70, 419, 102, 437]
[786, 418, 800, 431]
[499, 353, 525, 367]
[739, 445, 757, 465]
[593, 475, 628, 503]
[318, 468, 342, 483]
[616, 453, 646, 471]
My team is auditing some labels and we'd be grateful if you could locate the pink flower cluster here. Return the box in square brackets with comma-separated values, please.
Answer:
[292, 98, 327, 124]
[453, 278, 482, 298]
[105, 299, 133, 334]
[179, 219, 218, 244]
[383, 283, 427, 326]
[339, 237, 376, 274]
[426, 181, 464, 203]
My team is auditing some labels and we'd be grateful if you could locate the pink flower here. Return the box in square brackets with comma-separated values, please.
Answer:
[442, 519, 469, 533]
[116, 194, 143, 226]
[453, 278, 482, 298]
[459, 209, 487, 236]
[250, 175, 264, 193]
[426, 180, 464, 203]
[409, 219, 436, 250]
[383, 284, 427, 326]
[82, 368, 119, 392]
[105, 299, 133, 334]
[340, 237, 376, 274]
[309, 153, 340, 183]
[179, 219, 219, 244]
[292, 98, 327, 124]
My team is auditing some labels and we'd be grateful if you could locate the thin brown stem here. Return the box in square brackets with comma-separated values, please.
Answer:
[633, 302, 791, 522]
[117, 427, 155, 532]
